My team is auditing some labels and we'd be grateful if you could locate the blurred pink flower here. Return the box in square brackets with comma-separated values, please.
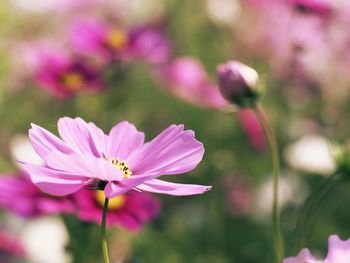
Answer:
[70, 18, 172, 65]
[73, 189, 161, 230]
[157, 57, 228, 109]
[129, 25, 172, 65]
[0, 228, 26, 261]
[223, 176, 252, 217]
[70, 18, 130, 61]
[21, 117, 210, 199]
[284, 235, 350, 263]
[0, 173, 74, 218]
[12, 0, 99, 13]
[236, 0, 350, 101]
[31, 46, 103, 98]
[237, 109, 266, 151]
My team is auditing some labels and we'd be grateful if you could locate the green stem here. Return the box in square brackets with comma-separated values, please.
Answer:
[101, 197, 110, 263]
[295, 171, 341, 250]
[254, 104, 284, 263]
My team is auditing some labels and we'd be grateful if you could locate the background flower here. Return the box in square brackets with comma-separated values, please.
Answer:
[73, 189, 161, 230]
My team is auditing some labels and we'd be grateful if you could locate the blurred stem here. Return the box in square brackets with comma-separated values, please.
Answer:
[101, 197, 110, 263]
[295, 171, 341, 250]
[253, 104, 284, 263]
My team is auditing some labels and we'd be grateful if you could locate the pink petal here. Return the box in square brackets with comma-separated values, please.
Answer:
[107, 121, 145, 160]
[128, 124, 204, 177]
[104, 174, 152, 198]
[283, 249, 321, 263]
[44, 151, 123, 181]
[326, 235, 350, 263]
[57, 117, 108, 157]
[136, 179, 211, 196]
[29, 123, 73, 158]
[21, 163, 88, 196]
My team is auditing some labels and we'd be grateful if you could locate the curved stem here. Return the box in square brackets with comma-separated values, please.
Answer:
[254, 104, 284, 263]
[101, 197, 110, 263]
[295, 171, 341, 250]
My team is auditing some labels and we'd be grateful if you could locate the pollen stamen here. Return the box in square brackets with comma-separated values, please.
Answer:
[105, 157, 132, 178]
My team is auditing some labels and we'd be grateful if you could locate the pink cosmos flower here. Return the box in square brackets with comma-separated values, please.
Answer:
[0, 173, 74, 218]
[73, 189, 161, 231]
[284, 235, 350, 263]
[129, 25, 172, 65]
[33, 47, 103, 98]
[21, 117, 210, 199]
[157, 57, 228, 109]
[70, 18, 130, 61]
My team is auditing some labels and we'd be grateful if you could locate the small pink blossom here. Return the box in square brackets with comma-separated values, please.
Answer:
[73, 189, 161, 231]
[31, 46, 103, 98]
[157, 57, 228, 109]
[0, 173, 74, 218]
[129, 25, 172, 65]
[284, 235, 350, 263]
[70, 18, 130, 62]
[21, 117, 210, 199]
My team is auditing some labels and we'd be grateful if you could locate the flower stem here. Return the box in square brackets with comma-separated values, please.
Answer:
[295, 171, 341, 250]
[101, 197, 110, 263]
[254, 104, 284, 263]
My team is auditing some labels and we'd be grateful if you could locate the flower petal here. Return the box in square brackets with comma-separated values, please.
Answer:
[104, 174, 152, 198]
[44, 151, 123, 181]
[57, 117, 108, 157]
[29, 123, 73, 158]
[325, 235, 350, 263]
[283, 249, 321, 263]
[21, 163, 88, 196]
[129, 124, 204, 176]
[107, 121, 145, 160]
[136, 179, 211, 196]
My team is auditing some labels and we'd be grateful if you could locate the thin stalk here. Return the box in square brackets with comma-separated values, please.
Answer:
[101, 197, 110, 263]
[254, 104, 284, 263]
[295, 171, 341, 250]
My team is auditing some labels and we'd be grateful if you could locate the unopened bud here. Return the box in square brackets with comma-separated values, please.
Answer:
[217, 61, 259, 107]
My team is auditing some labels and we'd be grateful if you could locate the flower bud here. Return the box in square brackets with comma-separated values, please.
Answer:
[217, 61, 259, 107]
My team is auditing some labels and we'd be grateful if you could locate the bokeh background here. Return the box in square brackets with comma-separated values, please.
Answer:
[1, 0, 350, 262]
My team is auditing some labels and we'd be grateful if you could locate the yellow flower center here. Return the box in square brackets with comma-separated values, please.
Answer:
[105, 157, 132, 178]
[61, 72, 84, 91]
[106, 28, 128, 50]
[95, 191, 125, 210]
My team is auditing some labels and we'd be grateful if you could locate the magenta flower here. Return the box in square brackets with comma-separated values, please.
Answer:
[73, 189, 161, 231]
[129, 26, 172, 65]
[0, 173, 74, 218]
[157, 57, 228, 109]
[34, 48, 103, 98]
[70, 18, 129, 61]
[284, 235, 350, 263]
[21, 117, 210, 199]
